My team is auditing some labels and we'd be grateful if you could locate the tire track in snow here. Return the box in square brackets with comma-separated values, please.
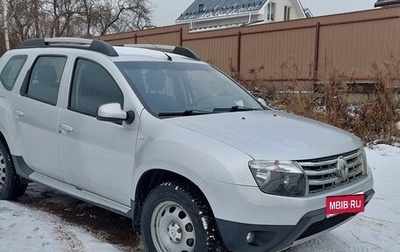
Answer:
[52, 222, 85, 252]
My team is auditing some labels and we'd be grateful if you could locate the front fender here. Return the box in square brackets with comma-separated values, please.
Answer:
[130, 112, 257, 199]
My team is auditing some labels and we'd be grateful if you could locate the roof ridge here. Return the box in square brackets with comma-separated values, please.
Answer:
[176, 0, 268, 22]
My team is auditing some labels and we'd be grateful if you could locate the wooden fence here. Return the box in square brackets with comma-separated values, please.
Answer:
[97, 7, 400, 90]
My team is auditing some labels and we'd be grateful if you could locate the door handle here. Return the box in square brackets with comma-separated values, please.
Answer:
[14, 110, 24, 119]
[59, 124, 74, 134]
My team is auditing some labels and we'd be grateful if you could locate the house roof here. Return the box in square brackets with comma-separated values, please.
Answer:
[375, 0, 400, 7]
[176, 0, 268, 22]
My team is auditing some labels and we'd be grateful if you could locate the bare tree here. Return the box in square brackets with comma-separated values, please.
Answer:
[41, 0, 81, 37]
[1, 0, 152, 48]
[79, 0, 152, 36]
[2, 0, 10, 51]
[7, 0, 37, 42]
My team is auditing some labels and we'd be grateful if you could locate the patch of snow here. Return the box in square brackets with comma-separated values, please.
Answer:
[201, 216, 208, 230]
[0, 201, 63, 252]
[0, 201, 121, 252]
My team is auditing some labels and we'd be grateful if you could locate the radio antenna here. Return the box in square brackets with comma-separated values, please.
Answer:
[141, 37, 172, 61]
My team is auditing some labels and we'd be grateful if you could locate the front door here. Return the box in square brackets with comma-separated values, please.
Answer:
[58, 58, 138, 205]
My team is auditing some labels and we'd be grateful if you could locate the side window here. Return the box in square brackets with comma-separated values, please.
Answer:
[267, 2, 276, 21]
[69, 59, 123, 116]
[0, 55, 27, 90]
[284, 6, 291, 21]
[25, 56, 66, 105]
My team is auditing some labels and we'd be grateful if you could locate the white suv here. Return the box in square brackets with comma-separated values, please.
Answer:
[0, 38, 374, 252]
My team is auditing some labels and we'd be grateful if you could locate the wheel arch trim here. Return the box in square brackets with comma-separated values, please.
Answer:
[131, 168, 212, 231]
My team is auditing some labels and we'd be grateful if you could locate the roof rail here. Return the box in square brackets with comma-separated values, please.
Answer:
[19, 37, 119, 57]
[123, 44, 201, 61]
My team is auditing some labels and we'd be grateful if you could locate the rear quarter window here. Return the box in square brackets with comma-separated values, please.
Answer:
[0, 55, 28, 91]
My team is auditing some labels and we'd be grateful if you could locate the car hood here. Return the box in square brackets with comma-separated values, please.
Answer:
[166, 110, 361, 161]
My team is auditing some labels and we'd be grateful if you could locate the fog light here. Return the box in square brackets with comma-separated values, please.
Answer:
[246, 231, 256, 244]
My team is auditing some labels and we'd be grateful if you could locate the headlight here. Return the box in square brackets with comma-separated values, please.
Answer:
[249, 160, 308, 197]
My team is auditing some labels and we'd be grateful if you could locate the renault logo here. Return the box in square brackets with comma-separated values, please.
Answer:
[337, 156, 349, 181]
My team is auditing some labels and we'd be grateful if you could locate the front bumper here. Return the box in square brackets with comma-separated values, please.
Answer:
[216, 189, 375, 252]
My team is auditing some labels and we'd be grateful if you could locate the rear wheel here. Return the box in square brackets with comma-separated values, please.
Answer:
[0, 141, 27, 200]
[141, 181, 223, 251]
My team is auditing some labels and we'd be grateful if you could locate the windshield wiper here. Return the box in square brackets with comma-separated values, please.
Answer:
[158, 110, 213, 117]
[158, 106, 261, 117]
[213, 106, 261, 113]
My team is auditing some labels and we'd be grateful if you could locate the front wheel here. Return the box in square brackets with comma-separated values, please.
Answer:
[0, 141, 27, 200]
[141, 181, 223, 252]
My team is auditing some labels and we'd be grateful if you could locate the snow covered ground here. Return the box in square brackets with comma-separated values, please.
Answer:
[1, 145, 399, 252]
[291, 145, 400, 252]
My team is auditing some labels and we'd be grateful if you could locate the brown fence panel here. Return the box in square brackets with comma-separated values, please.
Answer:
[97, 7, 400, 88]
[240, 27, 315, 81]
[98, 25, 185, 45]
[184, 35, 239, 74]
[318, 14, 400, 81]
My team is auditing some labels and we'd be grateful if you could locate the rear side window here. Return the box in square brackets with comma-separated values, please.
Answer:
[24, 56, 67, 105]
[0, 55, 27, 90]
[69, 59, 123, 116]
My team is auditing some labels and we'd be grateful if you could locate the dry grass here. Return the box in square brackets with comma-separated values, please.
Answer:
[229, 58, 400, 144]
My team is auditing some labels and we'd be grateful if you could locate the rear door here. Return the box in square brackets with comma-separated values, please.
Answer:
[9, 55, 67, 180]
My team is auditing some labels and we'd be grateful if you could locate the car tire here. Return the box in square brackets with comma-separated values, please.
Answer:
[141, 181, 224, 252]
[0, 141, 28, 200]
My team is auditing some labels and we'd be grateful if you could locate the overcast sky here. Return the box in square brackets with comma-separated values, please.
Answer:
[149, 0, 378, 26]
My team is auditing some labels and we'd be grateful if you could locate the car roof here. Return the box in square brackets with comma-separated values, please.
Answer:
[112, 46, 201, 63]
[17, 38, 202, 63]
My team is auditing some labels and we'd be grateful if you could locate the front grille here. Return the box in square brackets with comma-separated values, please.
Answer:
[298, 149, 367, 195]
[296, 213, 355, 240]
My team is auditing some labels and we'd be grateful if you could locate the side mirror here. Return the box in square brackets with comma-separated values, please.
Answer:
[257, 97, 267, 107]
[97, 103, 135, 124]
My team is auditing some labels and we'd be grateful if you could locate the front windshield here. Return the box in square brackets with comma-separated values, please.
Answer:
[116, 61, 264, 117]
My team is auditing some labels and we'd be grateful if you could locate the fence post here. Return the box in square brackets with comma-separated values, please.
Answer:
[313, 22, 321, 83]
[237, 31, 242, 74]
[134, 34, 138, 44]
[180, 28, 183, 46]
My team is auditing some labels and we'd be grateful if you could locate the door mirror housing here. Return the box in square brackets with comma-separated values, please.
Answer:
[97, 103, 135, 124]
[257, 97, 267, 107]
